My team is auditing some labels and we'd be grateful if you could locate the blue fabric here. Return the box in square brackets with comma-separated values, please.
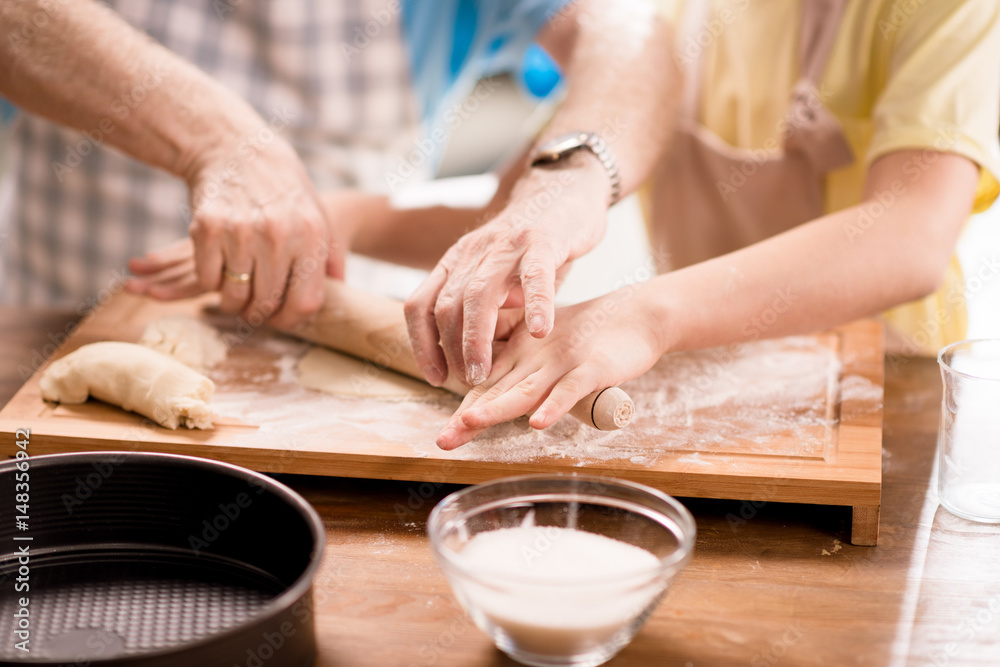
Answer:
[0, 99, 16, 126]
[520, 42, 562, 99]
[401, 0, 570, 129]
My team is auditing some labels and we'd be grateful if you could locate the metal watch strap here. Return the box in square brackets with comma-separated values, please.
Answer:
[531, 132, 622, 206]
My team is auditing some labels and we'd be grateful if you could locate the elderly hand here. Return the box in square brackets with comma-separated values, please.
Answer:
[183, 132, 344, 329]
[404, 155, 610, 389]
[128, 142, 363, 328]
[434, 282, 667, 449]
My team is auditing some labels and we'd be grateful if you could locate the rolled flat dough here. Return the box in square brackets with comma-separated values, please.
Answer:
[40, 342, 215, 429]
[139, 315, 228, 371]
[297, 346, 444, 400]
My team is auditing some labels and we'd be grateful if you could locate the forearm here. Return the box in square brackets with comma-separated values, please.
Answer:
[323, 190, 499, 270]
[0, 0, 265, 179]
[647, 153, 978, 354]
[351, 202, 486, 270]
[535, 0, 680, 196]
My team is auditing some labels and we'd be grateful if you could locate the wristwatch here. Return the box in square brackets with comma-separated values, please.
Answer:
[530, 132, 622, 206]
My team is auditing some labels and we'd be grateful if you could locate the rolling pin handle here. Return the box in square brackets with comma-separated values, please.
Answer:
[568, 387, 635, 431]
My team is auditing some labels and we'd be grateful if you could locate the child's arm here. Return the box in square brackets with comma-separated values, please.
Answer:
[436, 149, 979, 449]
[342, 159, 528, 270]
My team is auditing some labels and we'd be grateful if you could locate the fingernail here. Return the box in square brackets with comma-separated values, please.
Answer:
[422, 365, 444, 386]
[529, 315, 545, 333]
[437, 426, 457, 449]
[467, 362, 487, 386]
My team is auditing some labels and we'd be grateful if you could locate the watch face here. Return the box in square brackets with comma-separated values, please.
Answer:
[539, 133, 589, 161]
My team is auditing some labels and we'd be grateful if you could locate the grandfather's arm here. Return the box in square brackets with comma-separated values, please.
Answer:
[0, 1, 339, 328]
[0, 1, 256, 179]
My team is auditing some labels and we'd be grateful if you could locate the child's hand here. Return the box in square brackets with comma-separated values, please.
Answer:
[126, 238, 203, 300]
[435, 284, 668, 449]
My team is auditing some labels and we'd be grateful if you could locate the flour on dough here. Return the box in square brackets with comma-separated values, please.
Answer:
[40, 341, 215, 429]
[140, 315, 228, 372]
[297, 346, 444, 400]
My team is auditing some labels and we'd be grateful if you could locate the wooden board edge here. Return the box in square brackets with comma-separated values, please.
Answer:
[0, 432, 884, 509]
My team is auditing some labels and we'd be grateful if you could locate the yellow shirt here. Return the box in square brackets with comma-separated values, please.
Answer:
[657, 0, 1000, 354]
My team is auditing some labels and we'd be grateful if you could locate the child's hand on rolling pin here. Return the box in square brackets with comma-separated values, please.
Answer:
[435, 283, 667, 450]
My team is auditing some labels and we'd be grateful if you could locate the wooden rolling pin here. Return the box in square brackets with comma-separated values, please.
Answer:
[280, 280, 635, 431]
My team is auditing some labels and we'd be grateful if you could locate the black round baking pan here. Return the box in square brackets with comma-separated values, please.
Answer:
[0, 451, 324, 666]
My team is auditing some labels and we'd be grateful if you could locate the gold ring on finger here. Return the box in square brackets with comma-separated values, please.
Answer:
[224, 268, 253, 284]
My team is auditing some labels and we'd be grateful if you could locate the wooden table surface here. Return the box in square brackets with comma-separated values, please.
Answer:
[3, 306, 999, 666]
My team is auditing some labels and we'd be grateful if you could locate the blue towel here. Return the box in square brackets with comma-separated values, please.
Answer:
[401, 0, 568, 144]
[520, 42, 563, 99]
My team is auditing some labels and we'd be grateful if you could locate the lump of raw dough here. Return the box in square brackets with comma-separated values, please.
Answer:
[40, 342, 215, 429]
[139, 315, 228, 372]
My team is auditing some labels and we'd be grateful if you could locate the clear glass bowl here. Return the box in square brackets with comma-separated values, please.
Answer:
[427, 474, 696, 667]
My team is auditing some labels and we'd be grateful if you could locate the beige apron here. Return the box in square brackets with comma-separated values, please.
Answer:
[648, 0, 854, 272]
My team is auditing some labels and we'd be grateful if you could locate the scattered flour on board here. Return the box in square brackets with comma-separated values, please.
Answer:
[450, 336, 845, 465]
[840, 374, 884, 404]
[206, 329, 872, 468]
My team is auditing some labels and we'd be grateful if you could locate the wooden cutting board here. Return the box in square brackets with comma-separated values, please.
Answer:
[0, 292, 884, 544]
